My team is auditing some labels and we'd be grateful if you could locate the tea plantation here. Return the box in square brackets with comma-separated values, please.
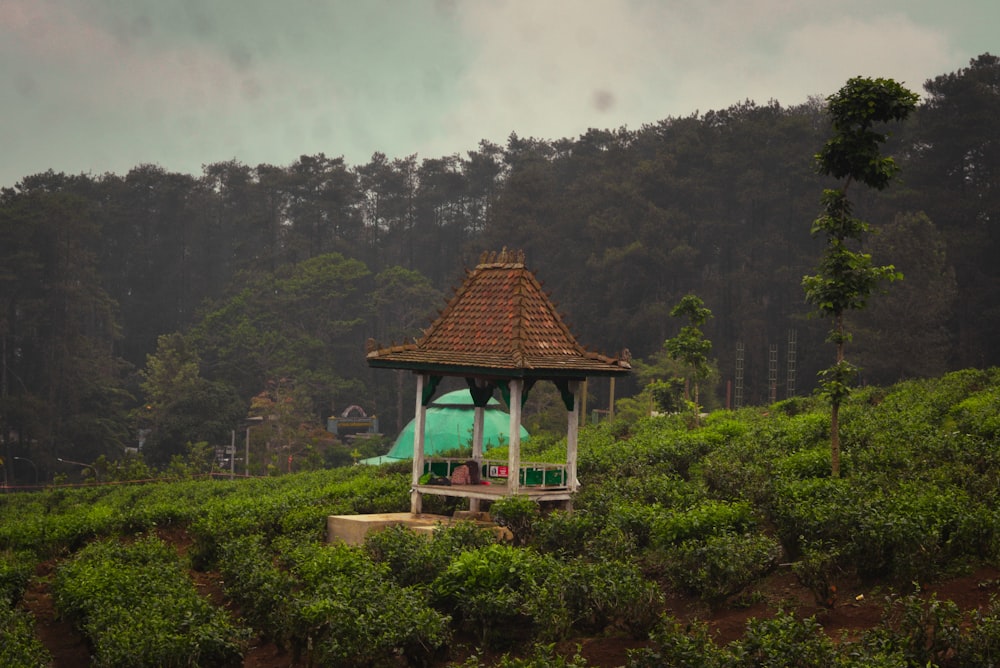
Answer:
[4, 368, 1000, 666]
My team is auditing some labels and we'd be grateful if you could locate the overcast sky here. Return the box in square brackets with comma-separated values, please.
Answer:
[2, 0, 996, 188]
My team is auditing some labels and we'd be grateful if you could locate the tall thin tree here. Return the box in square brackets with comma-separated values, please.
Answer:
[664, 294, 713, 411]
[802, 77, 918, 477]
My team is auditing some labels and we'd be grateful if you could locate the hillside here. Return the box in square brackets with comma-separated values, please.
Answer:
[3, 368, 1000, 667]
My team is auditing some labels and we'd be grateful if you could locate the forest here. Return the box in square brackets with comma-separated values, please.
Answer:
[0, 54, 997, 478]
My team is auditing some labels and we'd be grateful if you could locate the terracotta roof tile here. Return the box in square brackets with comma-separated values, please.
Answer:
[366, 250, 630, 378]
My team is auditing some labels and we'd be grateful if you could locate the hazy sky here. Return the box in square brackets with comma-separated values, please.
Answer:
[2, 0, 996, 188]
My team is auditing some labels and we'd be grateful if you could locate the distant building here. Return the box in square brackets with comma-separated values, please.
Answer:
[326, 404, 380, 440]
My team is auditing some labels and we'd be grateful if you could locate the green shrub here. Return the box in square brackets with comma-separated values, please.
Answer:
[852, 484, 972, 583]
[490, 495, 540, 546]
[279, 540, 452, 665]
[217, 535, 295, 649]
[766, 476, 856, 558]
[626, 615, 726, 668]
[529, 510, 598, 556]
[603, 501, 659, 549]
[458, 642, 590, 667]
[364, 520, 497, 587]
[730, 611, 840, 667]
[432, 544, 567, 647]
[598, 471, 696, 509]
[562, 558, 662, 637]
[660, 532, 781, 608]
[651, 499, 755, 547]
[53, 535, 247, 667]
[0, 550, 34, 606]
[774, 447, 834, 479]
[697, 451, 771, 505]
[0, 605, 52, 668]
[954, 598, 1000, 667]
[791, 541, 845, 608]
[363, 523, 434, 585]
[861, 591, 963, 668]
[950, 388, 1000, 441]
[644, 430, 721, 479]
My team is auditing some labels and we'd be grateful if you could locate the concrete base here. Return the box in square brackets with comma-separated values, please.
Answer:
[327, 511, 511, 545]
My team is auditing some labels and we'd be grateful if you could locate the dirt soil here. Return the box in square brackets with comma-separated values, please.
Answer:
[19, 528, 1000, 668]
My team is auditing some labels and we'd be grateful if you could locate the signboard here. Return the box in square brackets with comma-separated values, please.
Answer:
[488, 465, 509, 478]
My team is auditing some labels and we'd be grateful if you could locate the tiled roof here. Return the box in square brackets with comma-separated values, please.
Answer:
[366, 249, 631, 378]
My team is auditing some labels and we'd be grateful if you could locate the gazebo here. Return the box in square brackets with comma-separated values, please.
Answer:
[366, 249, 630, 514]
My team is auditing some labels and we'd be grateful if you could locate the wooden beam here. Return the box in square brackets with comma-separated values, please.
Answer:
[508, 379, 523, 495]
[566, 380, 580, 493]
[471, 382, 486, 513]
[411, 374, 428, 515]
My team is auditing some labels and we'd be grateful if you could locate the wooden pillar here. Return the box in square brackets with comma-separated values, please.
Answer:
[471, 401, 485, 513]
[566, 380, 580, 493]
[608, 377, 615, 421]
[411, 374, 428, 515]
[507, 379, 523, 495]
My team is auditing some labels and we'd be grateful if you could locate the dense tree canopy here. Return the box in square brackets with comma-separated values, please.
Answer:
[1, 55, 997, 479]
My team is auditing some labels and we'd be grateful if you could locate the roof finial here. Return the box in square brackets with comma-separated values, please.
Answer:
[478, 248, 526, 266]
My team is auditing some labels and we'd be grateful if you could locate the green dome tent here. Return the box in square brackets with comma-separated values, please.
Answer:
[360, 389, 529, 465]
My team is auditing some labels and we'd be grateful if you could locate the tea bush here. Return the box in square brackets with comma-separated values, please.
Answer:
[773, 446, 835, 480]
[224, 532, 453, 663]
[490, 494, 540, 546]
[364, 520, 497, 587]
[561, 558, 662, 637]
[730, 611, 840, 667]
[954, 598, 1000, 667]
[457, 642, 590, 667]
[432, 543, 567, 647]
[277, 539, 451, 666]
[851, 484, 977, 583]
[860, 591, 964, 668]
[0, 548, 48, 667]
[53, 535, 247, 667]
[529, 509, 599, 556]
[651, 499, 755, 547]
[697, 445, 772, 506]
[188, 467, 408, 568]
[0, 605, 52, 668]
[217, 535, 295, 649]
[659, 531, 782, 608]
[626, 615, 726, 667]
[6, 368, 1000, 664]
[766, 476, 858, 558]
[791, 540, 845, 607]
[0, 549, 34, 605]
[951, 386, 1000, 442]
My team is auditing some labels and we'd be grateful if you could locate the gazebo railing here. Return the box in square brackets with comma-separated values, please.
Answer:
[422, 457, 567, 488]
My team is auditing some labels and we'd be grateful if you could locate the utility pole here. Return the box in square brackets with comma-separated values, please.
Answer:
[734, 340, 744, 409]
[768, 344, 778, 404]
[786, 329, 797, 399]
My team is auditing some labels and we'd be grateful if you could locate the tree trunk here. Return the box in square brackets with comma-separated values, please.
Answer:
[831, 313, 845, 478]
[830, 402, 841, 478]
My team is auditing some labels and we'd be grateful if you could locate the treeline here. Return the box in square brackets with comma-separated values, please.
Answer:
[1, 55, 997, 473]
